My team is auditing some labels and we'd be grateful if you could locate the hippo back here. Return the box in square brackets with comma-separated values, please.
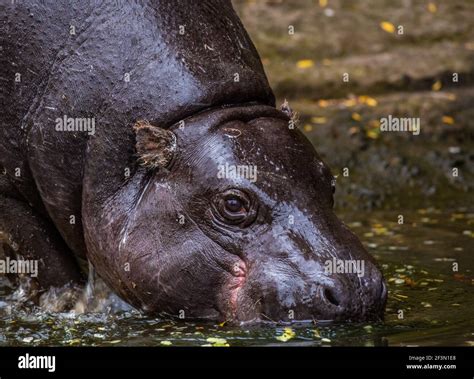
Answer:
[0, 0, 275, 258]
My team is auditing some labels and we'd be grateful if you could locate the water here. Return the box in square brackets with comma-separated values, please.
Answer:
[0, 208, 472, 347]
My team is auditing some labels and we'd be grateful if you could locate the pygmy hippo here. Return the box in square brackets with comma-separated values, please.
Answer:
[0, 0, 387, 323]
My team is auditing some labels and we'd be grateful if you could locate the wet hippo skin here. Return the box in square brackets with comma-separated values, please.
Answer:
[0, 0, 387, 323]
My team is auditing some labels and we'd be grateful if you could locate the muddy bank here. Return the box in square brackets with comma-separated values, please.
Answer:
[234, 0, 474, 209]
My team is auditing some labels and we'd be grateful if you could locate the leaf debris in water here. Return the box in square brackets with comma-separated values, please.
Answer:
[206, 337, 229, 347]
[379, 21, 395, 34]
[276, 327, 296, 342]
[296, 59, 314, 69]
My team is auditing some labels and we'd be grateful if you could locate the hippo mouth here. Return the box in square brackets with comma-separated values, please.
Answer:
[221, 263, 387, 325]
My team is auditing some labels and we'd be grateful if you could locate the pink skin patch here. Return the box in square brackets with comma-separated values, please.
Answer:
[228, 261, 247, 315]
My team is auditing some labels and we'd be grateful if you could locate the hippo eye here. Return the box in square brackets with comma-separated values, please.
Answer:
[213, 189, 255, 226]
[225, 197, 245, 213]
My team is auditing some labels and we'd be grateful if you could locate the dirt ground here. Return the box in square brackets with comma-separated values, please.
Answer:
[233, 0, 474, 210]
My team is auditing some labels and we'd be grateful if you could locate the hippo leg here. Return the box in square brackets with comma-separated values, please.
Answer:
[0, 182, 83, 294]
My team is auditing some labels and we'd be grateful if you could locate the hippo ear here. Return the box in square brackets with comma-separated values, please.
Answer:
[133, 120, 177, 169]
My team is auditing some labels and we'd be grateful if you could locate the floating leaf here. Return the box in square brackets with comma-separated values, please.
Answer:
[372, 225, 388, 235]
[366, 129, 380, 139]
[427, 2, 437, 13]
[319, 0, 328, 7]
[351, 112, 362, 121]
[296, 59, 314, 69]
[366, 97, 378, 107]
[343, 99, 357, 107]
[304, 124, 313, 132]
[359, 95, 378, 107]
[160, 340, 172, 346]
[276, 327, 296, 342]
[432, 80, 442, 91]
[310, 117, 326, 125]
[380, 21, 395, 34]
[442, 116, 454, 125]
[206, 337, 229, 347]
[318, 99, 330, 107]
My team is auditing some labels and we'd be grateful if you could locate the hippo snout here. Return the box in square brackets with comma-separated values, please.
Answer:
[316, 266, 388, 319]
[231, 242, 387, 323]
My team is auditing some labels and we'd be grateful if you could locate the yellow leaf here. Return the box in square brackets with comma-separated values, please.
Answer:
[206, 337, 229, 347]
[318, 99, 330, 107]
[446, 93, 457, 101]
[442, 116, 454, 125]
[304, 124, 313, 132]
[296, 59, 314, 69]
[366, 97, 378, 107]
[432, 80, 442, 91]
[358, 95, 378, 107]
[366, 129, 380, 139]
[351, 112, 362, 121]
[276, 327, 296, 342]
[380, 21, 396, 34]
[427, 2, 437, 13]
[311, 116, 327, 124]
[372, 225, 388, 235]
[343, 99, 357, 107]
[319, 0, 328, 7]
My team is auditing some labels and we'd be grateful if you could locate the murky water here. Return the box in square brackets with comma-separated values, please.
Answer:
[0, 208, 472, 347]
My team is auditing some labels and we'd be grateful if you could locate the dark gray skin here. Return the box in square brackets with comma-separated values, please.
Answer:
[0, 0, 387, 323]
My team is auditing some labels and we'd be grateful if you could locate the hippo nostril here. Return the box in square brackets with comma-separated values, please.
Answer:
[322, 287, 341, 307]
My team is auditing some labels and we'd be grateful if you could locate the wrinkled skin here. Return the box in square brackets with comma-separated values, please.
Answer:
[0, 0, 386, 323]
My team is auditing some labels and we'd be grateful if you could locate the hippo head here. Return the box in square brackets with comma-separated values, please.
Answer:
[83, 104, 386, 323]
